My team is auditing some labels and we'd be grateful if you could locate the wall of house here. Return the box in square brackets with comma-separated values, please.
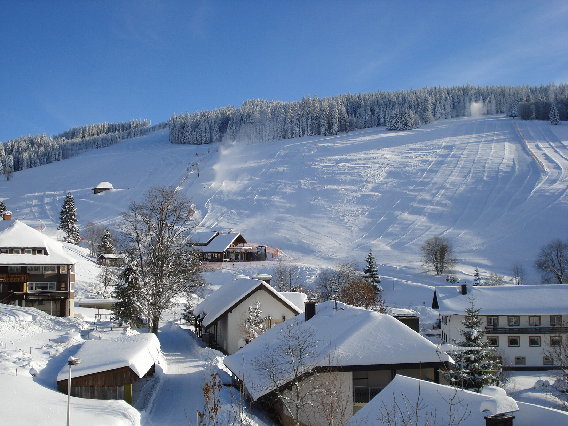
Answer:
[441, 314, 567, 368]
[223, 288, 299, 355]
[280, 371, 353, 426]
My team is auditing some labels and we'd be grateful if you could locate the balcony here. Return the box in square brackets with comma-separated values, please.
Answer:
[485, 326, 568, 334]
[0, 273, 28, 283]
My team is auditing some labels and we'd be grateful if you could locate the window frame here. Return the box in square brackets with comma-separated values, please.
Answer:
[486, 336, 499, 347]
[550, 315, 563, 327]
[27, 282, 57, 291]
[42, 265, 57, 274]
[487, 316, 499, 327]
[528, 336, 541, 347]
[550, 336, 562, 347]
[514, 356, 526, 366]
[543, 356, 554, 366]
[507, 316, 520, 327]
[27, 266, 42, 274]
[508, 336, 520, 347]
[528, 316, 541, 327]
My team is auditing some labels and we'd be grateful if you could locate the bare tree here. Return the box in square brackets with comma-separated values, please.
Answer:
[315, 262, 359, 302]
[118, 186, 204, 334]
[273, 258, 301, 291]
[511, 263, 526, 285]
[421, 236, 456, 275]
[84, 222, 107, 256]
[535, 239, 568, 284]
[340, 277, 378, 309]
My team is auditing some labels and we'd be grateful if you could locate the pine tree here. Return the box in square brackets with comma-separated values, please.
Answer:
[0, 201, 6, 215]
[58, 192, 80, 244]
[363, 250, 381, 288]
[113, 266, 144, 328]
[98, 229, 115, 255]
[473, 267, 482, 286]
[243, 301, 266, 343]
[444, 299, 501, 392]
[550, 103, 560, 125]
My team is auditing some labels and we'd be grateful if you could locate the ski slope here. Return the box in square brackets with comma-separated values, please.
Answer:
[1, 116, 566, 282]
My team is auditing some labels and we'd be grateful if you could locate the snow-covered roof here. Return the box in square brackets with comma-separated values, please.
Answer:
[224, 301, 452, 401]
[94, 181, 113, 189]
[436, 285, 568, 315]
[279, 291, 308, 312]
[56, 333, 162, 381]
[193, 277, 302, 328]
[98, 253, 124, 259]
[190, 231, 219, 245]
[0, 220, 75, 265]
[201, 232, 244, 252]
[347, 375, 518, 426]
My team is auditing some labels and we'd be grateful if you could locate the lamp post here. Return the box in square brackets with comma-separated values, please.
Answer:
[67, 356, 81, 426]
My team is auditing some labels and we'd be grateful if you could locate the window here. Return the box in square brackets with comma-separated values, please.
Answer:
[13, 249, 21, 254]
[36, 249, 44, 255]
[551, 336, 562, 347]
[514, 356, 526, 366]
[507, 316, 520, 327]
[8, 266, 21, 273]
[508, 336, 520, 347]
[529, 336, 541, 347]
[550, 315, 563, 327]
[487, 336, 499, 347]
[42, 265, 57, 274]
[529, 316, 541, 326]
[1, 248, 8, 254]
[27, 282, 56, 291]
[60, 265, 67, 273]
[24, 249, 32, 254]
[27, 266, 42, 274]
[487, 316, 499, 327]
[543, 356, 554, 366]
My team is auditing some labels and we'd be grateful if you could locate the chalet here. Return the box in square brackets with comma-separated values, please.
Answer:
[190, 231, 267, 262]
[92, 181, 114, 194]
[193, 276, 304, 355]
[347, 374, 568, 425]
[224, 301, 452, 426]
[434, 284, 568, 369]
[0, 218, 76, 317]
[97, 253, 125, 267]
[56, 333, 163, 404]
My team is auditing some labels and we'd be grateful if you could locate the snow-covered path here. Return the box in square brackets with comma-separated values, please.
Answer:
[143, 323, 208, 426]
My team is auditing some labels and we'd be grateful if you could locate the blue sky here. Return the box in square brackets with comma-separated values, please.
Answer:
[1, 0, 567, 142]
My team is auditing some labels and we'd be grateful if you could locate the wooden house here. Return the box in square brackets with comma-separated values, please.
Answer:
[0, 218, 76, 316]
[97, 253, 125, 267]
[56, 334, 163, 404]
[190, 231, 267, 262]
[93, 181, 114, 194]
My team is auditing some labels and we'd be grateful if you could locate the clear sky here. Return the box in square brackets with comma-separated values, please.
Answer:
[1, 0, 567, 142]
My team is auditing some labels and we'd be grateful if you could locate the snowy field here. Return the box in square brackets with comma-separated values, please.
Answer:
[1, 116, 567, 423]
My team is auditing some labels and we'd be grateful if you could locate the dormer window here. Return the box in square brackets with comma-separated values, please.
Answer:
[0, 248, 7, 254]
[36, 249, 44, 255]
[24, 249, 32, 254]
[13, 249, 21, 254]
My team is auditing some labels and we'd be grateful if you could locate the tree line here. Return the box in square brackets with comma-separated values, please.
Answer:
[0, 119, 167, 179]
[169, 84, 568, 145]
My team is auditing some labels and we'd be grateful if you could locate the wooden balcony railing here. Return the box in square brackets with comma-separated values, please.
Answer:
[0, 274, 28, 283]
[485, 326, 568, 334]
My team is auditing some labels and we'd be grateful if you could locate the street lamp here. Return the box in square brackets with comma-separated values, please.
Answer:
[67, 356, 81, 426]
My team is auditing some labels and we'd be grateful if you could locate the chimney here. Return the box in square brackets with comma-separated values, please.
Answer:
[461, 284, 468, 295]
[484, 413, 515, 426]
[2, 211, 12, 221]
[304, 301, 316, 321]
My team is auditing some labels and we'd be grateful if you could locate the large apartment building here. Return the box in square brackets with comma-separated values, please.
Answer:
[0, 214, 76, 316]
[434, 284, 568, 369]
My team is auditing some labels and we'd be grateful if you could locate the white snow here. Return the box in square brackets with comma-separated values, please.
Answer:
[436, 284, 568, 315]
[199, 232, 242, 252]
[55, 333, 164, 381]
[94, 181, 114, 189]
[224, 301, 452, 401]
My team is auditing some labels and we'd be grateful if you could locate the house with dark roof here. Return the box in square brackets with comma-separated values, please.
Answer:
[190, 231, 267, 262]
[193, 276, 304, 354]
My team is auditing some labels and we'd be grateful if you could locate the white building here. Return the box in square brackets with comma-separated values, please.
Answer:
[434, 284, 568, 369]
[224, 301, 452, 426]
[193, 276, 304, 354]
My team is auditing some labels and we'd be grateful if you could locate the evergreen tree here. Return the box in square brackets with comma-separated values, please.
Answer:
[0, 201, 6, 215]
[113, 266, 144, 328]
[550, 103, 560, 125]
[473, 267, 482, 286]
[243, 301, 266, 343]
[58, 192, 80, 244]
[363, 250, 381, 289]
[444, 299, 502, 392]
[98, 229, 115, 255]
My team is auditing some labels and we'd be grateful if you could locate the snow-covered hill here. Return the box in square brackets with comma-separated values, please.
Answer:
[1, 116, 567, 284]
